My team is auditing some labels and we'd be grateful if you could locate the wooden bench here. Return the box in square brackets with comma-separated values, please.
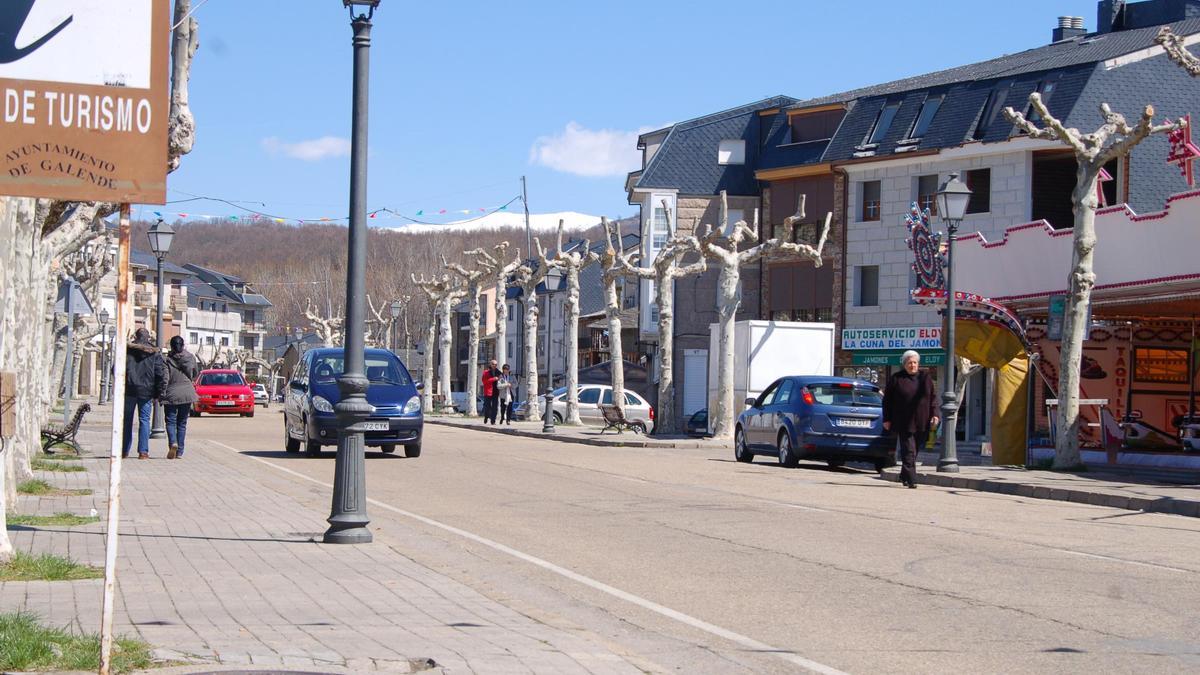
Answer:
[41, 403, 91, 454]
[598, 404, 646, 435]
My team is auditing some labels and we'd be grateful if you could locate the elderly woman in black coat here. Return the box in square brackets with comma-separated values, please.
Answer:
[882, 350, 939, 488]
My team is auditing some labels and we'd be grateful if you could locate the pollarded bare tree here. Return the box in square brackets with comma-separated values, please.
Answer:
[0, 0, 200, 560]
[473, 243, 522, 369]
[413, 272, 465, 413]
[701, 191, 831, 440]
[539, 221, 596, 425]
[605, 203, 707, 435]
[1004, 95, 1181, 469]
[512, 249, 553, 421]
[1157, 27, 1200, 76]
[305, 296, 344, 347]
[598, 218, 639, 415]
[446, 253, 493, 417]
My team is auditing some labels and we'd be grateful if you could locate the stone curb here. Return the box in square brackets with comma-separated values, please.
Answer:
[425, 417, 716, 449]
[881, 469, 1200, 518]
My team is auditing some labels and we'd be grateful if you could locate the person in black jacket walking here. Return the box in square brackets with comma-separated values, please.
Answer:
[882, 350, 940, 488]
[123, 328, 168, 459]
[162, 335, 199, 459]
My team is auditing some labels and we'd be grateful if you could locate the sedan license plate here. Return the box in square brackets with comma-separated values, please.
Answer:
[361, 421, 389, 431]
[837, 417, 871, 428]
[216, 401, 235, 407]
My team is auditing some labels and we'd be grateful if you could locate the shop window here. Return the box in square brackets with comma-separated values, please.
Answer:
[965, 168, 991, 214]
[861, 180, 881, 221]
[1134, 347, 1189, 384]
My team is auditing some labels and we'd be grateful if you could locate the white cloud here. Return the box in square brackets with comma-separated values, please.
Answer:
[529, 122, 658, 177]
[261, 135, 351, 161]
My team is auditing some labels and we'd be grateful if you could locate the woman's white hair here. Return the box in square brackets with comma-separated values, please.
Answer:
[901, 350, 921, 365]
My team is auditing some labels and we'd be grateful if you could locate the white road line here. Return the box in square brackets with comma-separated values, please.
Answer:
[207, 440, 850, 675]
[1051, 548, 1192, 574]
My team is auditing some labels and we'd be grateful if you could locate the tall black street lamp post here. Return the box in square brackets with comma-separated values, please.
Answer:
[541, 266, 564, 433]
[147, 218, 175, 439]
[390, 299, 402, 353]
[98, 308, 110, 405]
[934, 173, 972, 473]
[324, 0, 379, 545]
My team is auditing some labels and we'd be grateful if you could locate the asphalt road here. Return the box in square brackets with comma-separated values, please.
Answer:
[192, 409, 1200, 674]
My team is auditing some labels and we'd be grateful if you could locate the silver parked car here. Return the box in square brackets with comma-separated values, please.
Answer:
[252, 383, 270, 408]
[519, 385, 654, 433]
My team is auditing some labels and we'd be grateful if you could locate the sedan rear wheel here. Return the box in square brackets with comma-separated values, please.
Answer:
[734, 428, 753, 463]
[778, 432, 799, 468]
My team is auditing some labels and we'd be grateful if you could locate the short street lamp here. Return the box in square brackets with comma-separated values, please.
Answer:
[934, 173, 972, 473]
[324, 0, 380, 545]
[98, 308, 110, 405]
[390, 299, 402, 353]
[147, 218, 175, 439]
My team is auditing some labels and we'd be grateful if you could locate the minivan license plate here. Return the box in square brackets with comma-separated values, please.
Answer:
[837, 418, 871, 428]
[361, 421, 389, 431]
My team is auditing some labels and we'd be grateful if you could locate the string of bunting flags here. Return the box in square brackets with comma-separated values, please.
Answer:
[148, 194, 523, 226]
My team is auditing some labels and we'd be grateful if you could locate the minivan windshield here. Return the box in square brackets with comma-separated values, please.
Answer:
[312, 355, 411, 386]
[198, 372, 245, 386]
[808, 383, 883, 407]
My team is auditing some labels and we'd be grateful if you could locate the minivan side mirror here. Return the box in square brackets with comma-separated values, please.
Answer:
[415, 381, 424, 391]
[744, 397, 757, 408]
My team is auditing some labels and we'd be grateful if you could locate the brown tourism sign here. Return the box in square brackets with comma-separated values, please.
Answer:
[0, 1, 169, 204]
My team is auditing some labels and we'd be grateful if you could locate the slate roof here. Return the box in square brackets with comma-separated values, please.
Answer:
[634, 96, 797, 195]
[130, 249, 192, 276]
[183, 263, 273, 308]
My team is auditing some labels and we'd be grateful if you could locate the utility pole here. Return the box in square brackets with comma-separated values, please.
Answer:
[522, 175, 532, 265]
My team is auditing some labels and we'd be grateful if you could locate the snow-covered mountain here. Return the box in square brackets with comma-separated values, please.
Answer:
[386, 210, 603, 234]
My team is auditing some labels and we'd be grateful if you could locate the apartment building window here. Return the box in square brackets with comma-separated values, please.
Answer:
[861, 181, 881, 221]
[220, 336, 229, 346]
[965, 168, 991, 214]
[973, 84, 1011, 140]
[189, 332, 198, 344]
[243, 309, 256, 325]
[718, 139, 746, 165]
[909, 95, 943, 139]
[205, 336, 214, 345]
[856, 266, 879, 306]
[866, 102, 900, 145]
[1026, 79, 1059, 124]
[917, 174, 939, 215]
[651, 204, 670, 248]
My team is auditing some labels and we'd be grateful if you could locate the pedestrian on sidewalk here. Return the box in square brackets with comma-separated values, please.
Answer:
[162, 335, 199, 459]
[481, 359, 500, 424]
[123, 328, 168, 460]
[497, 364, 515, 425]
[882, 350, 939, 488]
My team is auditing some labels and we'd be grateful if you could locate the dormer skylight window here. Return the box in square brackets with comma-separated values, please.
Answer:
[866, 101, 900, 145]
[909, 95, 943, 139]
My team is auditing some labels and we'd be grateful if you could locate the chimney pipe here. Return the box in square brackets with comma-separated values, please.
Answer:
[1053, 15, 1088, 42]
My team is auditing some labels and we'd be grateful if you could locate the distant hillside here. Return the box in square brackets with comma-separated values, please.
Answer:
[135, 215, 639, 338]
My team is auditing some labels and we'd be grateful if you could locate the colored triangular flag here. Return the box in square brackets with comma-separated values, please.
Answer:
[416, 210, 423, 216]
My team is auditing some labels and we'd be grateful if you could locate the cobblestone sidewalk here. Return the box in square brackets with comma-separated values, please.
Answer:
[2, 406, 646, 674]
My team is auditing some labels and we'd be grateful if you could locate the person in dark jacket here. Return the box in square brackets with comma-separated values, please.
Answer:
[882, 350, 940, 488]
[162, 335, 199, 459]
[123, 328, 168, 459]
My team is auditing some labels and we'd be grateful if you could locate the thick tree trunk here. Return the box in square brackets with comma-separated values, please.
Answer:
[523, 292, 542, 421]
[438, 295, 454, 413]
[422, 306, 437, 413]
[464, 286, 482, 417]
[655, 276, 679, 435]
[564, 268, 582, 425]
[1056, 169, 1101, 470]
[604, 277, 625, 414]
[495, 282, 508, 368]
[711, 262, 742, 440]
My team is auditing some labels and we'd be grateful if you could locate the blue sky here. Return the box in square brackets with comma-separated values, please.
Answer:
[160, 0, 1100, 225]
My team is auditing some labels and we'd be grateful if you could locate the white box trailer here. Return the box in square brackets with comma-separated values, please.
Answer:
[707, 321, 835, 430]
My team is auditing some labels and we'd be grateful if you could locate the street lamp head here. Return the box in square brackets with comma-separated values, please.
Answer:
[936, 173, 972, 224]
[99, 308, 109, 325]
[343, 0, 379, 19]
[389, 299, 402, 318]
[147, 218, 175, 258]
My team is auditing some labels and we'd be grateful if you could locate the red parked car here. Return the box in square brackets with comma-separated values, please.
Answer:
[192, 369, 255, 417]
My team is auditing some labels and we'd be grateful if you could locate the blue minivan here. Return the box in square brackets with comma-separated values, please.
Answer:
[284, 347, 423, 457]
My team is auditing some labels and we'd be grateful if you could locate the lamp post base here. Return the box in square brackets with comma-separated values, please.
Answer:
[542, 389, 555, 433]
[150, 402, 166, 439]
[938, 391, 960, 473]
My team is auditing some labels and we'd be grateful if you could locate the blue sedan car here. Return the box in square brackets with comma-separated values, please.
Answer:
[734, 376, 894, 471]
[284, 347, 423, 457]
